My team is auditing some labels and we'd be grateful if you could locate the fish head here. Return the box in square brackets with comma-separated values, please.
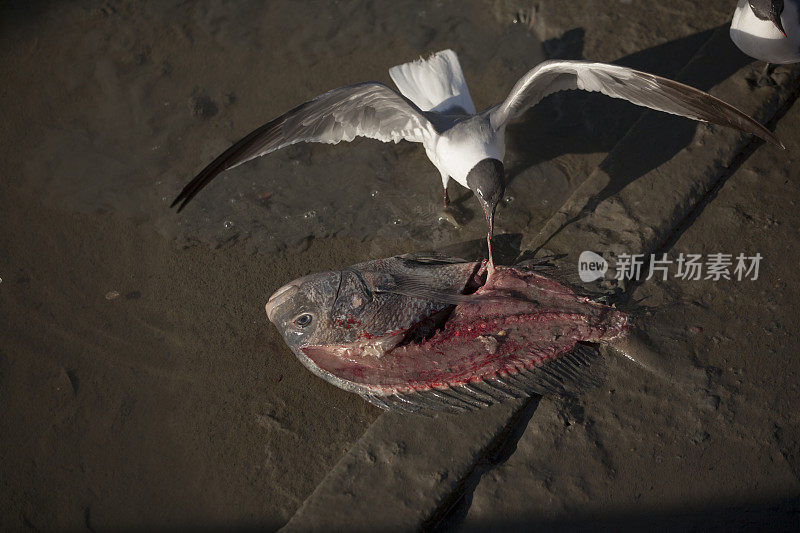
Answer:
[266, 266, 407, 353]
[267, 256, 482, 353]
[266, 255, 485, 392]
[266, 270, 340, 352]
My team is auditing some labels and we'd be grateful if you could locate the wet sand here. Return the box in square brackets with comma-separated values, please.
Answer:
[1, 207, 379, 529]
[1, 0, 797, 530]
[1, 1, 548, 528]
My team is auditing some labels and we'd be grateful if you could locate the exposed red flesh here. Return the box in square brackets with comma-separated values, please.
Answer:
[302, 266, 628, 395]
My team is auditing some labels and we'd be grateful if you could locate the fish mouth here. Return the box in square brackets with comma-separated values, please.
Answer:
[266, 282, 300, 322]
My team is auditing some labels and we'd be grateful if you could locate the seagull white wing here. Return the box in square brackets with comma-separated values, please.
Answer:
[173, 82, 433, 211]
[489, 60, 782, 148]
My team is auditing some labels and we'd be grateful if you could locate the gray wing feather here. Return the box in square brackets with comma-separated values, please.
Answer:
[173, 82, 432, 211]
[489, 60, 783, 148]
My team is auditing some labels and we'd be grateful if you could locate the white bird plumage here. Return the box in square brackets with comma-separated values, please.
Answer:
[389, 50, 476, 114]
[173, 49, 783, 267]
[730, 0, 800, 64]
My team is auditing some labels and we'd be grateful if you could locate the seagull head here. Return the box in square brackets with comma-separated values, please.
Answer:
[749, 0, 787, 37]
[466, 158, 505, 267]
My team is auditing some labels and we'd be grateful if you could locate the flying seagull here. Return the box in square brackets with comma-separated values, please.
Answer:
[172, 50, 782, 269]
[731, 0, 800, 72]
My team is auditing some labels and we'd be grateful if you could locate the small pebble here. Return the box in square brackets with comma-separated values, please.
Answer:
[105, 291, 120, 300]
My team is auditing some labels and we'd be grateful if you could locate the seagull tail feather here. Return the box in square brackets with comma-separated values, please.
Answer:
[389, 49, 476, 115]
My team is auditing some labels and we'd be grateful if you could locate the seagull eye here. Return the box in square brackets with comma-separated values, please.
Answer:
[294, 313, 313, 328]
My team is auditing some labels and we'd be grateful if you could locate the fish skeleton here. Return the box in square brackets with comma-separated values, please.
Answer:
[266, 253, 627, 413]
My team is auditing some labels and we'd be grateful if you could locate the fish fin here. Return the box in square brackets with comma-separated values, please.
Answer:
[363, 343, 606, 413]
[396, 252, 470, 265]
[376, 285, 494, 305]
[375, 272, 502, 305]
[509, 343, 606, 397]
[516, 259, 610, 300]
[361, 394, 391, 410]
[360, 392, 445, 416]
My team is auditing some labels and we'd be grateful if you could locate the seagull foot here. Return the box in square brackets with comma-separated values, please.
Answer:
[437, 206, 464, 229]
[747, 63, 778, 88]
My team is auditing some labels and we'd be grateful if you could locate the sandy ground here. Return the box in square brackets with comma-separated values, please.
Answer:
[1, 0, 797, 530]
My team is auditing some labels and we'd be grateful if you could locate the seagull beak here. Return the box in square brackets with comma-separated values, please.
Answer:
[774, 18, 787, 37]
[480, 199, 496, 277]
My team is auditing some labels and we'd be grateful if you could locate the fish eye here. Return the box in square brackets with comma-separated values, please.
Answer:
[293, 313, 313, 328]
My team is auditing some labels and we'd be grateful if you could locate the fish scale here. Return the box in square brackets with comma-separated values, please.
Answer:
[267, 254, 628, 413]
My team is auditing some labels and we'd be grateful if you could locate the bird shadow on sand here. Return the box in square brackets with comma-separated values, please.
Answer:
[502, 24, 754, 252]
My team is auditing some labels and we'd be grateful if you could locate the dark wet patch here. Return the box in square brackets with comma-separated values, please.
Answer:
[124, 290, 141, 300]
[190, 93, 218, 119]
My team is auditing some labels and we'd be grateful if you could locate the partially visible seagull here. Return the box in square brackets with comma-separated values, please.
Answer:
[172, 50, 782, 270]
[731, 0, 800, 72]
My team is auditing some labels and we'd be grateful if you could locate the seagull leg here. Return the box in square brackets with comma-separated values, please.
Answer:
[440, 173, 451, 209]
[748, 62, 777, 88]
[437, 174, 462, 228]
[755, 62, 777, 87]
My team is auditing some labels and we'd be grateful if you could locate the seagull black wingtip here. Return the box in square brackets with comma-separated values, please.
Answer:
[761, 129, 785, 150]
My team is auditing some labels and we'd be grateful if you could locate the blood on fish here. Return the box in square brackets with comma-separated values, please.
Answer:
[267, 255, 628, 412]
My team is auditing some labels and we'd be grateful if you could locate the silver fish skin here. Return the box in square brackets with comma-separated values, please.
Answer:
[266, 253, 629, 412]
[266, 253, 481, 389]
